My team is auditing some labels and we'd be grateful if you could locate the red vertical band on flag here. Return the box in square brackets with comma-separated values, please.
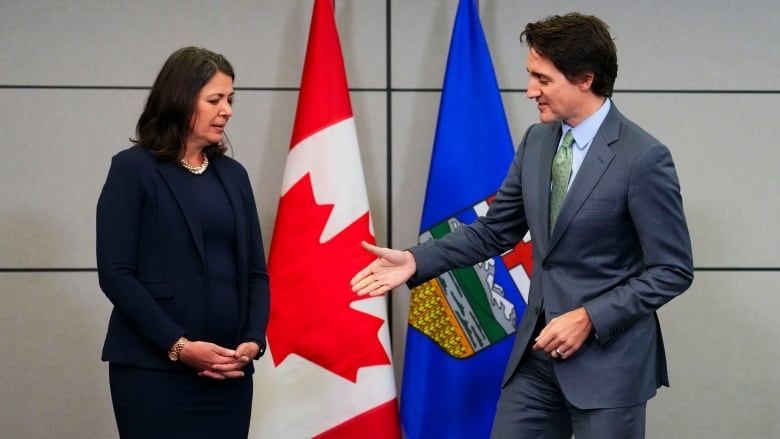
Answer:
[290, 0, 353, 149]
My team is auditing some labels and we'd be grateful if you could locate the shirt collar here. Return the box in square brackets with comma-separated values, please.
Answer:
[561, 98, 611, 150]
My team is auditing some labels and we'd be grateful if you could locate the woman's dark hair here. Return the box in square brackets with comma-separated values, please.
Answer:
[520, 13, 618, 97]
[131, 47, 234, 161]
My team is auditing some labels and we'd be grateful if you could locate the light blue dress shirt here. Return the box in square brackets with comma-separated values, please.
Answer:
[559, 98, 612, 190]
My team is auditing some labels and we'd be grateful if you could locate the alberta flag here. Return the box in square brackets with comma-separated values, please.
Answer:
[253, 0, 400, 437]
[400, 1, 531, 438]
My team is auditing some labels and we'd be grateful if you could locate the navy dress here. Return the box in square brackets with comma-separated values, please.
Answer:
[109, 164, 253, 439]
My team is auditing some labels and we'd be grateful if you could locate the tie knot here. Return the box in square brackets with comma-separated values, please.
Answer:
[561, 130, 574, 149]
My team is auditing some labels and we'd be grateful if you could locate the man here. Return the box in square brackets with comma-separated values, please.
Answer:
[351, 12, 693, 439]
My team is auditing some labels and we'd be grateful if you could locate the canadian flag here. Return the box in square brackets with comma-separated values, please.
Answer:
[251, 0, 401, 437]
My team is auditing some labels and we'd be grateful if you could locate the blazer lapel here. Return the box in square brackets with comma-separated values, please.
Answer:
[212, 159, 251, 342]
[538, 125, 561, 243]
[212, 160, 248, 269]
[549, 108, 620, 249]
[157, 162, 207, 266]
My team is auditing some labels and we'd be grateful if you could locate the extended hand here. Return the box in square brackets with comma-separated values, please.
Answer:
[350, 241, 416, 296]
[532, 307, 593, 360]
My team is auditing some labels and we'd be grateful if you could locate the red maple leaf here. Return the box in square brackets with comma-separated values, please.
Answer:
[266, 173, 390, 382]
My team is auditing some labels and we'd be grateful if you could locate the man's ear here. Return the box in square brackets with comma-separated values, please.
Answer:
[577, 72, 595, 92]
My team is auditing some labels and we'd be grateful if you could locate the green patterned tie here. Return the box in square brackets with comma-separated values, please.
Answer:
[550, 130, 574, 232]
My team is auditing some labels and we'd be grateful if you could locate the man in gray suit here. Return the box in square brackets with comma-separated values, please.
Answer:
[352, 12, 693, 439]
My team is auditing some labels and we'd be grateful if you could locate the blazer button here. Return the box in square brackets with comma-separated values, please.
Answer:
[542, 263, 551, 270]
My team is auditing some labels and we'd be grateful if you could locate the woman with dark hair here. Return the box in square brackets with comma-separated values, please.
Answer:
[96, 47, 270, 438]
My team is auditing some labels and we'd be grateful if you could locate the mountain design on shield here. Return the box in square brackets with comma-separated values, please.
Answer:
[409, 197, 531, 359]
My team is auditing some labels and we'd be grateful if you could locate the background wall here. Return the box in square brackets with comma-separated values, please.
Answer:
[1, 0, 778, 437]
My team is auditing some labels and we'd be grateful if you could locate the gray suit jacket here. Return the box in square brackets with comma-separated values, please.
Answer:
[408, 104, 694, 409]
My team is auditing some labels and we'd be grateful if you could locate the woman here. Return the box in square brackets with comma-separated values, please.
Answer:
[96, 47, 270, 438]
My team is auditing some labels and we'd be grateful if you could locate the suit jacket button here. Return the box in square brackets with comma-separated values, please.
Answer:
[542, 263, 551, 270]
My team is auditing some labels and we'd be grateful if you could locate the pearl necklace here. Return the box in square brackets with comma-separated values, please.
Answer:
[179, 155, 209, 175]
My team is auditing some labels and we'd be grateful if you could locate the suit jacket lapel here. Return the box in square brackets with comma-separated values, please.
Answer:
[549, 107, 620, 249]
[212, 159, 251, 342]
[212, 160, 248, 271]
[157, 161, 207, 266]
[538, 125, 560, 243]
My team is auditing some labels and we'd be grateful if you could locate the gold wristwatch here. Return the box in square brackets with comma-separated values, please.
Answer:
[167, 337, 189, 361]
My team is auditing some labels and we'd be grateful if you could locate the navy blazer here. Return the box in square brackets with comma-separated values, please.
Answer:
[96, 145, 270, 372]
[409, 105, 694, 409]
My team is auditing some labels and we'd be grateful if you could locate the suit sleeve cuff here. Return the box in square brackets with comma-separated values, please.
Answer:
[245, 339, 266, 359]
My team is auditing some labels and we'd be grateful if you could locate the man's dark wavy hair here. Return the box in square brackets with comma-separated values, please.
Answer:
[521, 13, 618, 97]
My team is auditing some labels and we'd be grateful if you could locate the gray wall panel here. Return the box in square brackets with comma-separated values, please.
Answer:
[614, 92, 780, 267]
[0, 89, 142, 268]
[335, 0, 387, 89]
[0, 273, 115, 439]
[388, 90, 438, 385]
[651, 271, 780, 438]
[0, 0, 384, 89]
[350, 91, 390, 244]
[0, 0, 300, 87]
[1, 0, 777, 437]
[394, 0, 780, 90]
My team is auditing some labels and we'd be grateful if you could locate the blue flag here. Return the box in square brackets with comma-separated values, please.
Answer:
[400, 1, 531, 438]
